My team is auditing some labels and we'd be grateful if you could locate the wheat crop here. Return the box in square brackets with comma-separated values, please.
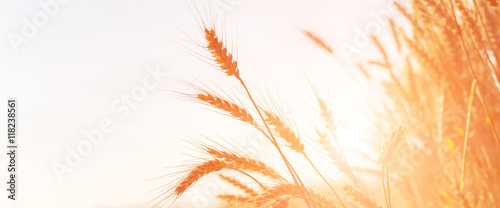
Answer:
[153, 0, 500, 207]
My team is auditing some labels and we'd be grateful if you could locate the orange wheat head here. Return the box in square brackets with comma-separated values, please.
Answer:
[204, 28, 240, 78]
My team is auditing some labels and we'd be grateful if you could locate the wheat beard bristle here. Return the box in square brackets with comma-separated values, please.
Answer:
[204, 28, 240, 77]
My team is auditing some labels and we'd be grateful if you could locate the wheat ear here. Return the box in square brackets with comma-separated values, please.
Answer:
[195, 92, 257, 127]
[303, 30, 334, 54]
[343, 184, 382, 208]
[205, 147, 284, 181]
[263, 110, 305, 154]
[204, 28, 239, 77]
[219, 174, 258, 196]
[314, 90, 359, 188]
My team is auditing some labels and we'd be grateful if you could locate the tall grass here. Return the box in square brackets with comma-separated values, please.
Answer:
[154, 0, 500, 207]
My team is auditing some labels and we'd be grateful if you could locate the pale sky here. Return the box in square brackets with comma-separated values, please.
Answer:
[0, 0, 397, 207]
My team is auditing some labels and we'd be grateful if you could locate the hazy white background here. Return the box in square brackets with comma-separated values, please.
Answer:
[0, 0, 392, 207]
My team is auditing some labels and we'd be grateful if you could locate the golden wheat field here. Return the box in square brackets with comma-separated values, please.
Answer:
[5, 0, 499, 207]
[151, 0, 500, 207]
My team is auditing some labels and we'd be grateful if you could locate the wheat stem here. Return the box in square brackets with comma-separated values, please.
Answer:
[460, 79, 476, 192]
